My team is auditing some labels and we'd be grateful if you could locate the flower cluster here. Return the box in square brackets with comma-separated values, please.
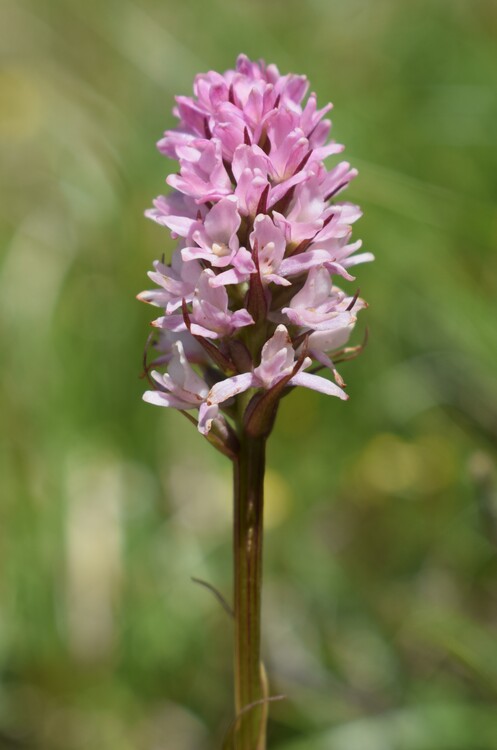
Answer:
[139, 55, 372, 445]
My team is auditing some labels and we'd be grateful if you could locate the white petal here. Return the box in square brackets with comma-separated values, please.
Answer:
[288, 371, 348, 400]
[208, 372, 255, 405]
[289, 265, 331, 308]
[197, 402, 219, 435]
[209, 268, 245, 287]
[143, 391, 192, 409]
[342, 252, 375, 267]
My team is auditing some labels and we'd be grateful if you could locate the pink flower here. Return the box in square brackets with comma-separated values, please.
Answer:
[200, 325, 347, 429]
[143, 340, 209, 410]
[190, 270, 254, 338]
[137, 250, 202, 314]
[183, 197, 241, 266]
[282, 266, 356, 330]
[145, 192, 204, 238]
[150, 330, 207, 367]
[156, 270, 254, 339]
[182, 197, 255, 281]
[139, 55, 372, 440]
[232, 145, 270, 217]
[167, 140, 232, 203]
[250, 215, 290, 286]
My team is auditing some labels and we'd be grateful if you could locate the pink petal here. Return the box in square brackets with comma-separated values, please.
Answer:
[279, 249, 332, 277]
[209, 268, 247, 287]
[231, 309, 255, 328]
[204, 197, 241, 244]
[189, 322, 220, 339]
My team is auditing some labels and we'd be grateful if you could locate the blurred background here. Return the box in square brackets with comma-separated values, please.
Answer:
[1, 0, 497, 748]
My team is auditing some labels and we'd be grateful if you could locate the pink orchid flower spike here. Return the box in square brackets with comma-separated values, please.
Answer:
[138, 55, 373, 750]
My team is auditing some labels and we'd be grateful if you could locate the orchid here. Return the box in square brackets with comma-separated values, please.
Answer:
[282, 265, 359, 330]
[138, 55, 372, 750]
[137, 249, 202, 314]
[204, 325, 347, 411]
[182, 197, 241, 267]
[143, 340, 209, 410]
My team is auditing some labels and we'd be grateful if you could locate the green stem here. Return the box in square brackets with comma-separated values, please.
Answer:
[233, 431, 267, 750]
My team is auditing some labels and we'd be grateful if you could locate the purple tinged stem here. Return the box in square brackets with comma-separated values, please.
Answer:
[233, 431, 266, 749]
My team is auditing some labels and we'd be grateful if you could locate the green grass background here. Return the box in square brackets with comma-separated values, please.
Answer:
[1, 0, 497, 747]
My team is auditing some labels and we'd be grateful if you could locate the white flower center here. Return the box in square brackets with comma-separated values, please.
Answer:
[260, 242, 275, 274]
[212, 242, 230, 257]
